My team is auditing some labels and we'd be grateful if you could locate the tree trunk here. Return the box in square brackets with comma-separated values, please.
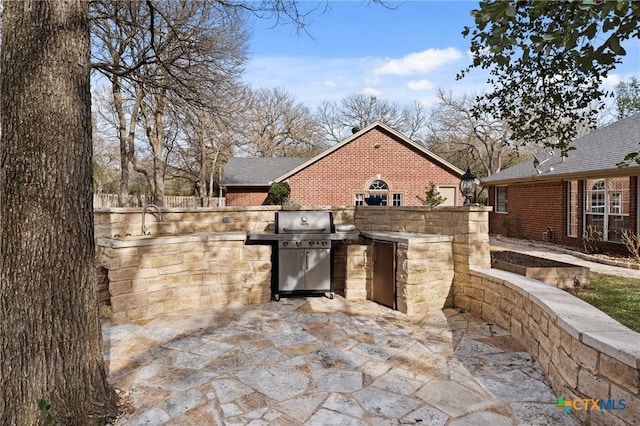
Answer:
[0, 1, 117, 424]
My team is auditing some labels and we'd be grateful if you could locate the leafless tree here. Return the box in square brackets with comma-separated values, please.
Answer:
[166, 102, 240, 199]
[426, 90, 524, 178]
[317, 93, 428, 143]
[91, 0, 248, 206]
[237, 87, 326, 157]
[0, 1, 118, 423]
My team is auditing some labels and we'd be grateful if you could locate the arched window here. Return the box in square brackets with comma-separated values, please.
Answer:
[364, 179, 389, 206]
[368, 180, 388, 190]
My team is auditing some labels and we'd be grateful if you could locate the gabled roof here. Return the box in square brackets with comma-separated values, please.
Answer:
[222, 122, 464, 187]
[482, 113, 640, 185]
[222, 157, 310, 186]
[274, 121, 464, 181]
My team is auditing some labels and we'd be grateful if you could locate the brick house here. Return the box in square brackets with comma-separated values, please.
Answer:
[482, 113, 640, 255]
[222, 122, 465, 207]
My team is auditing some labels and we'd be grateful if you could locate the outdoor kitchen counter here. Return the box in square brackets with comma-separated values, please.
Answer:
[97, 231, 247, 248]
[359, 231, 453, 244]
[247, 232, 360, 242]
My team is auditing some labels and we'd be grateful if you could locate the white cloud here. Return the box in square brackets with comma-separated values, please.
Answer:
[407, 79, 435, 91]
[373, 48, 463, 76]
[324, 79, 338, 88]
[362, 87, 380, 97]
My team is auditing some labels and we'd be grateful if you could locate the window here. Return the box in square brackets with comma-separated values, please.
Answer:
[589, 180, 605, 214]
[368, 180, 388, 190]
[584, 177, 630, 242]
[368, 194, 388, 206]
[392, 193, 402, 206]
[364, 178, 390, 206]
[495, 186, 507, 213]
[567, 180, 578, 237]
[354, 193, 364, 206]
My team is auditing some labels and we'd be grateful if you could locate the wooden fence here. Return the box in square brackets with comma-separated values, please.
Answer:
[93, 194, 225, 208]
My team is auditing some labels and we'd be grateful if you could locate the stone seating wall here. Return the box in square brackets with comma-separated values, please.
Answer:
[458, 268, 639, 425]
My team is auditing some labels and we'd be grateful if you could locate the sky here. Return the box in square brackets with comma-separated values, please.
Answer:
[243, 1, 640, 110]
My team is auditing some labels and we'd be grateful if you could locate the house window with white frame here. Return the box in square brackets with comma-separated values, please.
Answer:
[364, 179, 389, 206]
[495, 186, 507, 213]
[567, 180, 579, 237]
[392, 193, 402, 206]
[354, 193, 365, 206]
[584, 177, 630, 242]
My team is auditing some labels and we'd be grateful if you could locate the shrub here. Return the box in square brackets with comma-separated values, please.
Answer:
[620, 229, 640, 262]
[416, 182, 446, 207]
[582, 225, 604, 254]
[266, 182, 290, 205]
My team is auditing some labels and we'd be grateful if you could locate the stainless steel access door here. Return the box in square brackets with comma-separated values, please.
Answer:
[278, 248, 331, 292]
[372, 241, 396, 309]
[303, 248, 331, 291]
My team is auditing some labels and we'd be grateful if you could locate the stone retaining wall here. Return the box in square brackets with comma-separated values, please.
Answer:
[96, 233, 271, 323]
[94, 206, 355, 239]
[95, 205, 490, 322]
[457, 268, 640, 425]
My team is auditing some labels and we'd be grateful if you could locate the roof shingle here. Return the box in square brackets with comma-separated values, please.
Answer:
[221, 157, 310, 186]
[482, 113, 640, 184]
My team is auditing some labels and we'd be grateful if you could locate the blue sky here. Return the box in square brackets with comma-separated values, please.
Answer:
[244, 1, 640, 109]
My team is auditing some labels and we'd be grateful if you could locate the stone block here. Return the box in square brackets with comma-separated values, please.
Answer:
[108, 267, 140, 281]
[111, 293, 148, 313]
[455, 295, 470, 311]
[590, 409, 627, 426]
[139, 255, 182, 269]
[469, 299, 482, 315]
[156, 262, 191, 276]
[577, 369, 610, 399]
[600, 354, 640, 394]
[481, 303, 496, 322]
[610, 384, 640, 425]
[138, 268, 159, 279]
[109, 280, 133, 295]
[556, 351, 579, 388]
[571, 339, 599, 372]
[560, 329, 574, 356]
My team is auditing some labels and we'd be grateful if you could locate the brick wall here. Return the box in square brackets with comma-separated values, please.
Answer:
[488, 176, 639, 256]
[225, 126, 462, 207]
[225, 187, 269, 206]
[489, 181, 565, 242]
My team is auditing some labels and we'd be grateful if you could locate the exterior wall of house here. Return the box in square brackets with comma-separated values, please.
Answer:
[488, 175, 639, 256]
[285, 127, 461, 207]
[225, 187, 269, 206]
[488, 181, 566, 241]
[224, 127, 462, 207]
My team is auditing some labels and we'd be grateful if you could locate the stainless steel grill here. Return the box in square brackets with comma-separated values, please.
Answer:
[274, 211, 334, 301]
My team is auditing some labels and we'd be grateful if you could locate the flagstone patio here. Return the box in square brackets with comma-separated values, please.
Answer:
[104, 296, 579, 425]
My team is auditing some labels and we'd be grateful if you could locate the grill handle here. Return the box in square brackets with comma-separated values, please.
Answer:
[282, 227, 327, 232]
[301, 251, 305, 271]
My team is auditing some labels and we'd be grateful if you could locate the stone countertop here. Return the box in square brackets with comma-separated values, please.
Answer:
[359, 231, 453, 244]
[97, 231, 247, 248]
[247, 232, 359, 242]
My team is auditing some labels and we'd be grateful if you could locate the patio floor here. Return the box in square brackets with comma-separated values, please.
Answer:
[104, 296, 580, 425]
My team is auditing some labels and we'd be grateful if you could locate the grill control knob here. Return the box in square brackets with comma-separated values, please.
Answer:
[322, 241, 328, 246]
[309, 241, 315, 246]
[295, 241, 302, 246]
[282, 241, 288, 247]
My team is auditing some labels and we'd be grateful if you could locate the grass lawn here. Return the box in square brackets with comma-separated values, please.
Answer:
[569, 272, 640, 333]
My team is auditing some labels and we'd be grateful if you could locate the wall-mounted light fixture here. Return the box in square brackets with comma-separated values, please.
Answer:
[459, 167, 476, 206]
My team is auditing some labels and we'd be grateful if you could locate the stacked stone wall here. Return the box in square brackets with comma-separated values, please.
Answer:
[97, 235, 271, 323]
[458, 269, 640, 425]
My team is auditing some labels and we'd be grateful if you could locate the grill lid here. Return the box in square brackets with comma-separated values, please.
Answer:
[276, 211, 332, 234]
